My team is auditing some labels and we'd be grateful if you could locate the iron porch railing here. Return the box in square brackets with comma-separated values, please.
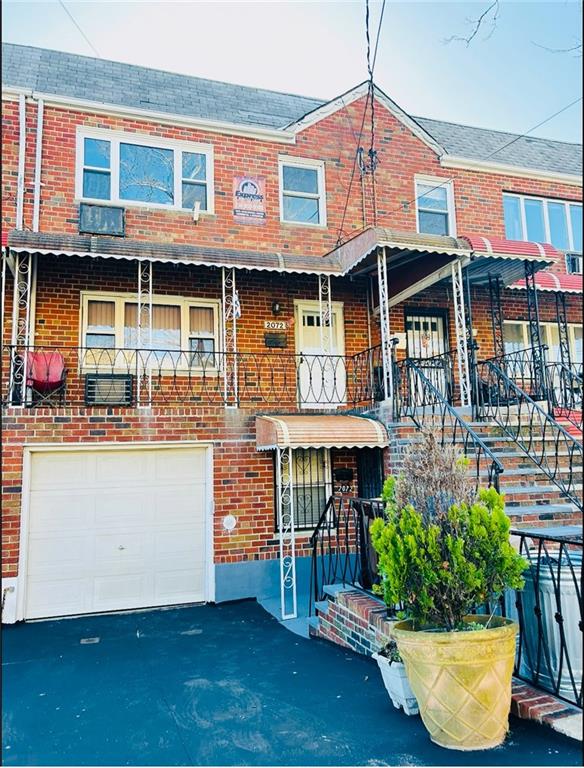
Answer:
[2, 344, 385, 410]
[546, 361, 583, 432]
[309, 496, 583, 709]
[393, 357, 504, 492]
[476, 355, 583, 510]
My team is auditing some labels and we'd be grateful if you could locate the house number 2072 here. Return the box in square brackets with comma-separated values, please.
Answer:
[264, 321, 287, 330]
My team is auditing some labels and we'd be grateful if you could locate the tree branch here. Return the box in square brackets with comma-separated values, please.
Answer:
[443, 0, 500, 47]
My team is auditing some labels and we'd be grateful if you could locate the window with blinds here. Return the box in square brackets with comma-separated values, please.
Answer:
[81, 293, 220, 369]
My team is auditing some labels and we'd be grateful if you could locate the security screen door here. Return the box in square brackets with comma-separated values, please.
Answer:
[405, 311, 450, 401]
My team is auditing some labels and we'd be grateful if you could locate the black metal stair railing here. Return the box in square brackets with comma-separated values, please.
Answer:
[476, 355, 583, 510]
[308, 495, 385, 614]
[509, 528, 583, 708]
[393, 357, 504, 492]
[546, 361, 583, 432]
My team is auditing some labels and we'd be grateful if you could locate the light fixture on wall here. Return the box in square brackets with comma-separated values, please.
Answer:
[271, 300, 282, 316]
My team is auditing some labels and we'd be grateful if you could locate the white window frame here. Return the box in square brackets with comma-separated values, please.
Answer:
[503, 319, 582, 362]
[279, 155, 327, 227]
[414, 175, 457, 237]
[80, 291, 221, 371]
[75, 128, 215, 214]
[565, 253, 583, 275]
[502, 193, 582, 253]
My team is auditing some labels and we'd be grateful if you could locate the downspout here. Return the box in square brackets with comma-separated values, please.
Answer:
[32, 99, 44, 232]
[15, 94, 26, 230]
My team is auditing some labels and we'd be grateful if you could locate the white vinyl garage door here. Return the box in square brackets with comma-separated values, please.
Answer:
[24, 446, 210, 620]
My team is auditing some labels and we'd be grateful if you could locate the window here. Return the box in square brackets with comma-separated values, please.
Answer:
[77, 129, 213, 213]
[279, 157, 326, 226]
[81, 293, 220, 368]
[275, 448, 331, 531]
[415, 177, 456, 236]
[503, 193, 582, 253]
[566, 253, 583, 275]
[504, 321, 583, 363]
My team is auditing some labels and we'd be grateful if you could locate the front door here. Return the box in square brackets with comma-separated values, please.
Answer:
[405, 310, 450, 400]
[295, 301, 345, 408]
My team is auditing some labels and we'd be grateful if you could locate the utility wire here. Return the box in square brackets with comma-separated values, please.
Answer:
[336, 94, 583, 247]
[336, 0, 386, 244]
[58, 0, 101, 58]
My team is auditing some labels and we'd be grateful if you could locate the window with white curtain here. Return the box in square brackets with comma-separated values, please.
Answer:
[503, 320, 582, 363]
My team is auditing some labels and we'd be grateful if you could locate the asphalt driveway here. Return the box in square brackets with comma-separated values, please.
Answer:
[2, 600, 581, 766]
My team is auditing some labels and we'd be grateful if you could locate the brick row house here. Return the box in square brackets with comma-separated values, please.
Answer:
[1, 44, 582, 625]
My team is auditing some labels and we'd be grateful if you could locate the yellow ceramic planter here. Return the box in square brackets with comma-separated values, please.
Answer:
[392, 615, 518, 751]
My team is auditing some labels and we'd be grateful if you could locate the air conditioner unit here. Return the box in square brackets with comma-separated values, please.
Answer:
[84, 374, 134, 405]
[565, 253, 583, 275]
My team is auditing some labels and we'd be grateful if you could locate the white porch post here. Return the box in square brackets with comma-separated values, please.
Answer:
[136, 259, 153, 407]
[222, 266, 239, 407]
[9, 251, 34, 406]
[318, 274, 332, 354]
[376, 246, 393, 403]
[276, 446, 297, 620]
[451, 259, 471, 407]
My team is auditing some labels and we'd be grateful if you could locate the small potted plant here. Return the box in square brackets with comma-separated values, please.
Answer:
[370, 431, 527, 751]
[372, 639, 419, 715]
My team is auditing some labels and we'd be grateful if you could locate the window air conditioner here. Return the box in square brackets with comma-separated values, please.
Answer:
[84, 374, 134, 405]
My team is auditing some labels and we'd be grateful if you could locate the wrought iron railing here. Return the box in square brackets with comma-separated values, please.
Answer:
[476, 357, 583, 510]
[310, 498, 583, 709]
[393, 357, 504, 491]
[546, 362, 583, 432]
[1, 344, 384, 410]
[478, 347, 548, 402]
[308, 495, 385, 613]
[406, 349, 455, 404]
[510, 528, 583, 708]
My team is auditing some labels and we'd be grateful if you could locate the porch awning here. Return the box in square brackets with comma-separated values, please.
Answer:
[255, 415, 388, 451]
[458, 234, 557, 287]
[508, 271, 583, 294]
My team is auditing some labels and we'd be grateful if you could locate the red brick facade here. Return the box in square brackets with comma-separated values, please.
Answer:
[1, 85, 582, 596]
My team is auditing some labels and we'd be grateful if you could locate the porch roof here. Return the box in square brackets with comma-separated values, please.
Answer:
[255, 414, 388, 451]
[508, 271, 583, 294]
[458, 233, 556, 287]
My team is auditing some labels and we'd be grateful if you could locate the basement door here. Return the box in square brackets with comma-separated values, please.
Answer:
[23, 446, 210, 620]
[295, 301, 346, 409]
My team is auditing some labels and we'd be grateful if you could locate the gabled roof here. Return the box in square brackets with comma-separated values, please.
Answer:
[2, 42, 581, 176]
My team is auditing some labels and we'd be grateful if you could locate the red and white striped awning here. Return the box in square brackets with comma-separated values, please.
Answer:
[509, 271, 583, 294]
[1, 230, 7, 248]
[460, 234, 560, 261]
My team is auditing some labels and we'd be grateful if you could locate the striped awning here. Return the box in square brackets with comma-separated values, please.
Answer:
[508, 271, 583, 294]
[255, 415, 388, 451]
[460, 234, 560, 260]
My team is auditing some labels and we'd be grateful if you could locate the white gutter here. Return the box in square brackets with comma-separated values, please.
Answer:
[2, 86, 297, 145]
[15, 94, 26, 229]
[32, 99, 44, 232]
[440, 155, 582, 187]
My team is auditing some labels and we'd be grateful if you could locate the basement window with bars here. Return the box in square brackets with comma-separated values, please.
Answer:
[275, 448, 332, 531]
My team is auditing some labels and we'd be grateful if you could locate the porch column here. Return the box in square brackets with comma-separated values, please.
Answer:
[524, 261, 546, 397]
[136, 259, 153, 407]
[376, 246, 393, 404]
[488, 274, 505, 358]
[464, 270, 479, 411]
[555, 292, 571, 368]
[9, 250, 35, 406]
[276, 446, 297, 620]
[318, 274, 332, 355]
[451, 260, 471, 407]
[222, 266, 239, 407]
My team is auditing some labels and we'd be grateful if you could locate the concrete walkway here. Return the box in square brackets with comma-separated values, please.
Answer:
[2, 600, 581, 766]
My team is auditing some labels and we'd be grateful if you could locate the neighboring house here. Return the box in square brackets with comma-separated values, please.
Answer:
[1, 43, 582, 625]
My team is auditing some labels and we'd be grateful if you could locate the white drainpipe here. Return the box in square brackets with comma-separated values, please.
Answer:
[15, 93, 26, 230]
[32, 99, 44, 232]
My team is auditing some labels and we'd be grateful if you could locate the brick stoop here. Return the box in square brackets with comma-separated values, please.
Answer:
[310, 586, 582, 742]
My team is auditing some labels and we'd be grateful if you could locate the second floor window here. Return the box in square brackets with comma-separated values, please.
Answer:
[415, 178, 455, 236]
[279, 157, 326, 226]
[77, 130, 213, 213]
[503, 193, 582, 254]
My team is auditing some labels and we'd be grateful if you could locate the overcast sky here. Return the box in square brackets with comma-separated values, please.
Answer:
[2, 0, 582, 143]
